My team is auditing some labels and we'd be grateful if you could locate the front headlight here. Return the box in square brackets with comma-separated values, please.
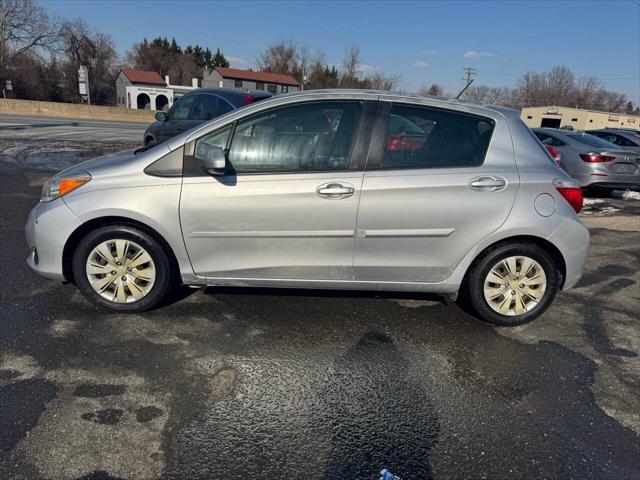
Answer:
[40, 173, 92, 202]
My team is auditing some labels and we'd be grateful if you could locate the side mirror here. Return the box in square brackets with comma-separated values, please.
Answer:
[155, 111, 167, 122]
[202, 146, 226, 175]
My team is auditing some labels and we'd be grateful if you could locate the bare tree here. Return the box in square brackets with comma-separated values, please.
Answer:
[0, 0, 60, 67]
[546, 65, 575, 105]
[59, 18, 118, 104]
[256, 40, 299, 76]
[366, 71, 401, 91]
[418, 83, 443, 96]
[572, 75, 601, 109]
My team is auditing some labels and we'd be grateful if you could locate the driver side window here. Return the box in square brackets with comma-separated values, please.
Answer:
[168, 95, 196, 121]
[227, 102, 361, 173]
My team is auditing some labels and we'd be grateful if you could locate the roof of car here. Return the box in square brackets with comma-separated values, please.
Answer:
[588, 128, 638, 133]
[267, 88, 520, 117]
[181, 87, 273, 98]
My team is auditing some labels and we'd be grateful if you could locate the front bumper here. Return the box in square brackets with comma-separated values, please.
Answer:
[25, 199, 82, 281]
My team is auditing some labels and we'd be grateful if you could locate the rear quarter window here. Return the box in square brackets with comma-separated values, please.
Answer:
[382, 104, 495, 169]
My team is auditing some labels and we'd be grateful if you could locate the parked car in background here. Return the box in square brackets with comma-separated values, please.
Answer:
[143, 88, 272, 145]
[532, 128, 640, 192]
[27, 90, 590, 326]
[586, 129, 640, 153]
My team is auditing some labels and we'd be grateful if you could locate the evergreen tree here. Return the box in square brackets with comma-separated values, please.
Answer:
[212, 48, 230, 68]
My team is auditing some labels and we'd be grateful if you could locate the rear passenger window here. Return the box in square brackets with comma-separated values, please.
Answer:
[382, 105, 494, 169]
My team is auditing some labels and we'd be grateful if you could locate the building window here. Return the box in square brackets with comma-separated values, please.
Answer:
[267, 84, 277, 93]
[589, 119, 593, 122]
[571, 118, 578, 122]
[282, 85, 289, 93]
[256, 82, 264, 90]
[234, 79, 242, 88]
[526, 115, 532, 119]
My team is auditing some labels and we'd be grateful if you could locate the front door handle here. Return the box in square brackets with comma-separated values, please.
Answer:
[468, 176, 507, 192]
[316, 183, 355, 199]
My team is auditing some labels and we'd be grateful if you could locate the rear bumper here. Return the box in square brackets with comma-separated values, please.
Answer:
[574, 172, 640, 189]
[25, 199, 81, 281]
[546, 215, 590, 290]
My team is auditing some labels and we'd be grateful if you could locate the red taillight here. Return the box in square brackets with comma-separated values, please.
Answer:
[386, 135, 426, 151]
[545, 145, 561, 166]
[579, 153, 615, 163]
[243, 93, 256, 105]
[553, 178, 583, 214]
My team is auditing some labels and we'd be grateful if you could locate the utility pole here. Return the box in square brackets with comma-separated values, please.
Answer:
[463, 66, 477, 87]
[456, 67, 477, 99]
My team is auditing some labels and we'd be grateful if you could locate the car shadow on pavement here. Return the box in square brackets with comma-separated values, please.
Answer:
[319, 331, 438, 480]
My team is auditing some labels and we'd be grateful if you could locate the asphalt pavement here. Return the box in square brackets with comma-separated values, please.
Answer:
[1, 115, 639, 480]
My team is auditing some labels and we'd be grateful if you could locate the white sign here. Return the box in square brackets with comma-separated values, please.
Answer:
[136, 86, 171, 95]
[5, 80, 12, 91]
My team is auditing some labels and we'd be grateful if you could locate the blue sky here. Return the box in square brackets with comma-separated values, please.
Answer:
[46, 0, 640, 103]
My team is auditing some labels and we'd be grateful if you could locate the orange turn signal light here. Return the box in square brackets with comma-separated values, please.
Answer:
[58, 176, 91, 196]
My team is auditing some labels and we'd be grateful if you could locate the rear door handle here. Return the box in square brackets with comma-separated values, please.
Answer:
[468, 176, 507, 191]
[316, 183, 355, 199]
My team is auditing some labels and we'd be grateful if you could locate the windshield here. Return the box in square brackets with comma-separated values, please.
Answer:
[566, 133, 619, 149]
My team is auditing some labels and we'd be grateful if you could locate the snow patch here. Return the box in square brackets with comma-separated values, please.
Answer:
[598, 207, 621, 215]
[612, 189, 640, 200]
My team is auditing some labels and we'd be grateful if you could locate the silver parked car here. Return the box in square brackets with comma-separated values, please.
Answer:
[586, 129, 640, 154]
[533, 128, 640, 192]
[26, 90, 590, 326]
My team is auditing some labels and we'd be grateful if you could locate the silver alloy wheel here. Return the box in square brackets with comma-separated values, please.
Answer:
[85, 239, 156, 304]
[483, 255, 547, 316]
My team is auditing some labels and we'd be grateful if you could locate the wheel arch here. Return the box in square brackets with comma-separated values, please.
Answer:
[62, 216, 180, 284]
[462, 235, 567, 289]
[144, 133, 157, 146]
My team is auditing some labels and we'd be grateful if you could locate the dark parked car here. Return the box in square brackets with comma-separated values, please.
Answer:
[586, 129, 640, 153]
[143, 88, 272, 145]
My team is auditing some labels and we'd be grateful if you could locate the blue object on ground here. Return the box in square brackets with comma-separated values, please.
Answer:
[379, 469, 402, 480]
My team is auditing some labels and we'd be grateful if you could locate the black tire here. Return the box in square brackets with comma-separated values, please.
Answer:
[462, 242, 560, 326]
[72, 225, 173, 312]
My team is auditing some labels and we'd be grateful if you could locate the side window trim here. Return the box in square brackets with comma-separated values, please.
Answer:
[365, 100, 391, 170]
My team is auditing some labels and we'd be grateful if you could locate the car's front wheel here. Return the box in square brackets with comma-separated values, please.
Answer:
[464, 243, 560, 326]
[72, 225, 173, 312]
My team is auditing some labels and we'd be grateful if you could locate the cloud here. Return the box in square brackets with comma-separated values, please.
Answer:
[355, 63, 376, 73]
[227, 56, 249, 68]
[413, 59, 429, 69]
[463, 50, 496, 59]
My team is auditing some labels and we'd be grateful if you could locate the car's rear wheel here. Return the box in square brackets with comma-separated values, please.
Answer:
[464, 243, 560, 326]
[72, 225, 172, 312]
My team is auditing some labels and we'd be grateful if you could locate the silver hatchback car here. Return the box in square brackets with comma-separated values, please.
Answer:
[26, 90, 589, 326]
